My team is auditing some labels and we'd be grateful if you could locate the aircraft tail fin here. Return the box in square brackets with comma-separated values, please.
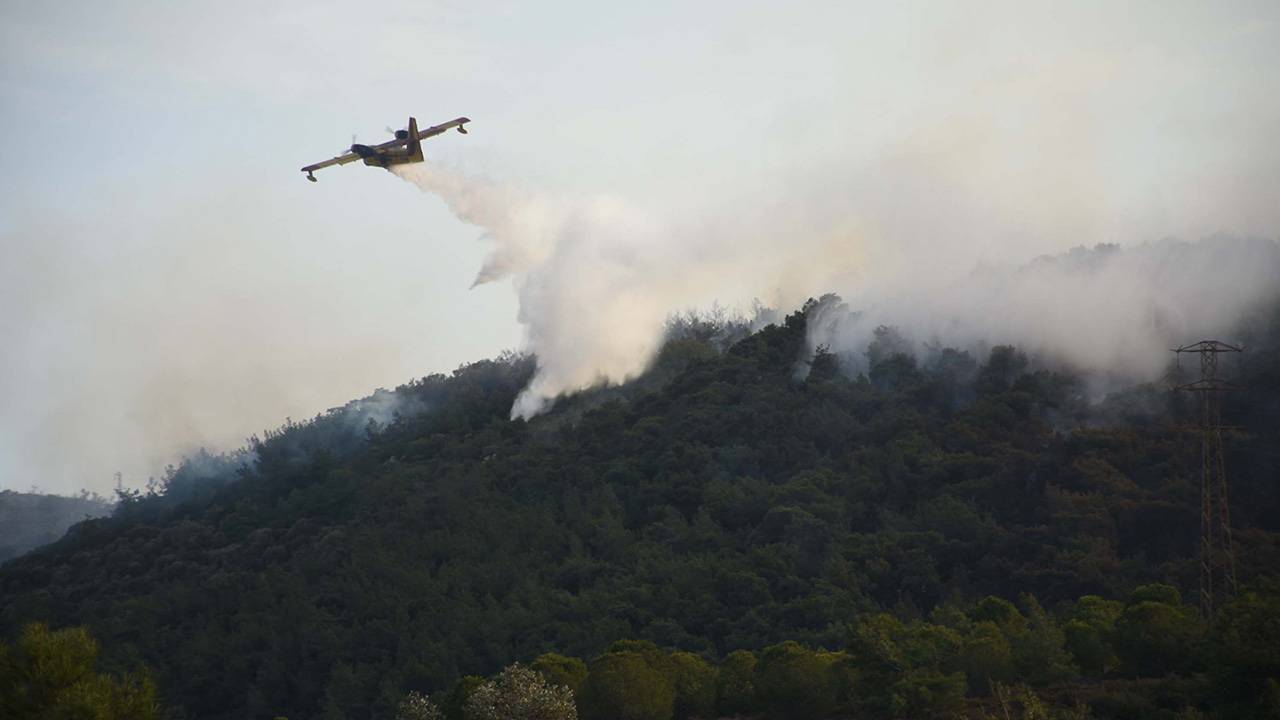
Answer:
[406, 117, 423, 162]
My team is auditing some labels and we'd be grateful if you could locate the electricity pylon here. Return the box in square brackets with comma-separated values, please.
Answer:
[1172, 340, 1243, 617]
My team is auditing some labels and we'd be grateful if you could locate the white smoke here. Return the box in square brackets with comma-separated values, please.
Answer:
[805, 237, 1280, 380]
[392, 162, 862, 418]
[391, 163, 570, 287]
[8, 1, 1279, 496]
[387, 1, 1280, 420]
[394, 155, 1280, 419]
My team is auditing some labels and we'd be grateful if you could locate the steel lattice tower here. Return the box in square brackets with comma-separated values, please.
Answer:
[1172, 340, 1243, 617]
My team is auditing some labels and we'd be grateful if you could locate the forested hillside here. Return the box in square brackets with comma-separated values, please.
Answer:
[2, 298, 1278, 719]
[0, 490, 111, 563]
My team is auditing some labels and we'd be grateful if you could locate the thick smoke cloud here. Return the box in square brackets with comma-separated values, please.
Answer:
[5, 1, 1278, 494]
[393, 162, 857, 417]
[805, 237, 1280, 381]
[396, 153, 1280, 421]
[0, 182, 514, 496]
[395, 163, 687, 417]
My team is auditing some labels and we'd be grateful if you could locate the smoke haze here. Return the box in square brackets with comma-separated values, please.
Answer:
[392, 162, 863, 417]
[805, 238, 1280, 380]
[3, 1, 1278, 493]
[394, 158, 1280, 420]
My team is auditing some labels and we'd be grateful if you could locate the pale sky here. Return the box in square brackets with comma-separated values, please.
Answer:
[2, 1, 1278, 494]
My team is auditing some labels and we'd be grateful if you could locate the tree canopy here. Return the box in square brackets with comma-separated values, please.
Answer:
[2, 297, 1278, 719]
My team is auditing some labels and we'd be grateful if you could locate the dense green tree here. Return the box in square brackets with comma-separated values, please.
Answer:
[530, 653, 588, 697]
[975, 346, 1028, 395]
[0, 622, 159, 720]
[1113, 585, 1203, 677]
[885, 668, 966, 719]
[754, 641, 837, 720]
[1011, 594, 1077, 686]
[667, 651, 716, 720]
[1217, 587, 1280, 680]
[959, 621, 1015, 693]
[1210, 583, 1280, 718]
[605, 640, 669, 669]
[0, 295, 1276, 719]
[714, 649, 757, 717]
[578, 652, 674, 720]
[847, 614, 966, 718]
[322, 661, 363, 720]
[1128, 583, 1184, 607]
[442, 677, 485, 720]
[1063, 595, 1122, 676]
[969, 596, 1025, 630]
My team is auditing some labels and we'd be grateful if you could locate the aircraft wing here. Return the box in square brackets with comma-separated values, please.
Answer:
[300, 116, 470, 181]
[300, 152, 362, 180]
[360, 117, 472, 152]
[301, 153, 361, 172]
[418, 117, 470, 140]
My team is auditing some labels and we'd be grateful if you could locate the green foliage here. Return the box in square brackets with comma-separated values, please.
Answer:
[1011, 594, 1077, 686]
[0, 622, 159, 720]
[714, 649, 757, 716]
[985, 683, 1091, 720]
[605, 640, 667, 666]
[1063, 596, 1123, 676]
[1209, 582, 1280, 718]
[1128, 583, 1184, 607]
[1217, 586, 1280, 680]
[975, 346, 1029, 395]
[667, 651, 716, 720]
[971, 596, 1025, 630]
[1113, 585, 1204, 677]
[0, 298, 1277, 718]
[578, 651, 673, 720]
[442, 677, 485, 720]
[960, 621, 1015, 692]
[530, 653, 588, 696]
[886, 668, 966, 719]
[848, 614, 966, 717]
[754, 641, 838, 720]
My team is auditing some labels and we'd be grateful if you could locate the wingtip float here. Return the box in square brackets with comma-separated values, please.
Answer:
[301, 116, 470, 182]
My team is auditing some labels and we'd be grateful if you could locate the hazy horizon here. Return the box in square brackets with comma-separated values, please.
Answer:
[3, 1, 1278, 494]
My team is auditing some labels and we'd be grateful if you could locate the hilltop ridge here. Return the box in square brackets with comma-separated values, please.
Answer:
[0, 490, 111, 563]
[2, 297, 1279, 719]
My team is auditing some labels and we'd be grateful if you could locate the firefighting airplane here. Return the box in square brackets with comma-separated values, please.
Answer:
[300, 116, 469, 182]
